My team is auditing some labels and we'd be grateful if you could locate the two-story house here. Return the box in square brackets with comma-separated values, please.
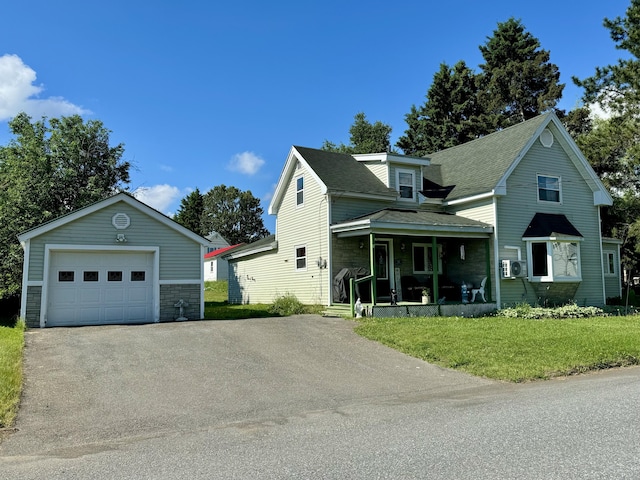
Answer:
[224, 113, 621, 310]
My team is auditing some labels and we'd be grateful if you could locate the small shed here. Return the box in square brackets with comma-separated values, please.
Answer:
[18, 193, 210, 327]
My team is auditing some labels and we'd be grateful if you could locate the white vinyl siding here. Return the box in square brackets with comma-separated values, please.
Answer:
[451, 200, 495, 225]
[230, 161, 330, 305]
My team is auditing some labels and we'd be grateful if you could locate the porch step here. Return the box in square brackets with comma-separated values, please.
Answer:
[322, 304, 352, 318]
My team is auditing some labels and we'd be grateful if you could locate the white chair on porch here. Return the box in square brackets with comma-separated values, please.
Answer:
[471, 277, 487, 303]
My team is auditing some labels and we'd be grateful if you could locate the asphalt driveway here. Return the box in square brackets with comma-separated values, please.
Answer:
[1, 315, 494, 459]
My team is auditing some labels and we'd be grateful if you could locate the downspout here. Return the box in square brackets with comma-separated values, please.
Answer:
[492, 197, 502, 308]
[597, 207, 607, 305]
[326, 194, 332, 306]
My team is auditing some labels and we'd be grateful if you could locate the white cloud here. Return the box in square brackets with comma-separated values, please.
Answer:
[227, 151, 265, 175]
[0, 53, 89, 121]
[133, 184, 182, 214]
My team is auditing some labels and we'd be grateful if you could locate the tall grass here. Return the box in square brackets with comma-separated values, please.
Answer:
[0, 320, 25, 428]
[355, 315, 640, 382]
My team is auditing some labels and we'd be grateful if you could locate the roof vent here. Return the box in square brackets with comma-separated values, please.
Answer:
[112, 213, 130, 230]
[539, 129, 554, 148]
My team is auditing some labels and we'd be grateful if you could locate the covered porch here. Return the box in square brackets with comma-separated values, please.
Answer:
[330, 209, 496, 313]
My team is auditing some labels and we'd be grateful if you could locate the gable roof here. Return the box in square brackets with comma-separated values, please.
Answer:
[425, 114, 549, 201]
[425, 112, 612, 206]
[269, 146, 396, 215]
[222, 234, 277, 261]
[17, 192, 210, 246]
[204, 244, 243, 259]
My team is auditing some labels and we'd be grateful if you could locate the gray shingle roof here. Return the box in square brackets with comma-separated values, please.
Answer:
[293, 146, 397, 197]
[333, 208, 493, 233]
[425, 113, 550, 201]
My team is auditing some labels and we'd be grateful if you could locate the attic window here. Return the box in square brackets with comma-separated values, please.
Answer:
[112, 213, 130, 230]
[540, 129, 554, 148]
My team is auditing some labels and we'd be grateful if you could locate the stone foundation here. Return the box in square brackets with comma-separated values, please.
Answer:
[159, 284, 202, 321]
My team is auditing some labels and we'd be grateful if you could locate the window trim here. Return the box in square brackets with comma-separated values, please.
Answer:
[603, 250, 617, 277]
[412, 243, 443, 275]
[396, 168, 416, 202]
[525, 238, 582, 282]
[537, 174, 562, 204]
[295, 175, 304, 207]
[295, 244, 307, 271]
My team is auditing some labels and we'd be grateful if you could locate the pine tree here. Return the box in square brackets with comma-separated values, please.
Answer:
[173, 188, 205, 236]
[479, 18, 564, 127]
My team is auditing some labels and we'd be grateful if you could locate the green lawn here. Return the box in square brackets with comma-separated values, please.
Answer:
[0, 321, 24, 428]
[355, 315, 640, 382]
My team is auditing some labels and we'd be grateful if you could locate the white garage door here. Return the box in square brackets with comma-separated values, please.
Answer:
[47, 251, 154, 327]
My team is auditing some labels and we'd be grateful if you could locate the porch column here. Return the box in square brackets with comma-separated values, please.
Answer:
[369, 232, 377, 305]
[485, 239, 492, 302]
[431, 236, 439, 302]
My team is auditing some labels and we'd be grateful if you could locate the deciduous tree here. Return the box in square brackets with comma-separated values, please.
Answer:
[200, 185, 270, 245]
[0, 113, 129, 299]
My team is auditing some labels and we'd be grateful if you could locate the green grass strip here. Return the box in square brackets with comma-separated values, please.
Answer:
[0, 322, 25, 428]
[355, 315, 640, 382]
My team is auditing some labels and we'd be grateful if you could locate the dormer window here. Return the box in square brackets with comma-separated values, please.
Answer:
[537, 175, 561, 203]
[396, 168, 416, 202]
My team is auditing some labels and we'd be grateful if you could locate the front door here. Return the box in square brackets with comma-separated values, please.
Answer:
[374, 240, 394, 300]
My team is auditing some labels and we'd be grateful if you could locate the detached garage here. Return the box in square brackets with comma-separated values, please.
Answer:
[18, 193, 210, 328]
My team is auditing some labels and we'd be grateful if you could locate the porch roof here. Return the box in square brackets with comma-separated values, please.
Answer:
[330, 208, 493, 238]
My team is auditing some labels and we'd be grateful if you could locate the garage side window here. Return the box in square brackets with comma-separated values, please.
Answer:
[58, 271, 74, 282]
[108, 271, 123, 282]
[131, 271, 146, 281]
[83, 271, 99, 282]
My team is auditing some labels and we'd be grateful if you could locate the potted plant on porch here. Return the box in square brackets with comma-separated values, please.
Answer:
[421, 288, 430, 305]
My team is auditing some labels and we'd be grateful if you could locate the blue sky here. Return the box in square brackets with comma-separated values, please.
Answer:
[0, 0, 631, 233]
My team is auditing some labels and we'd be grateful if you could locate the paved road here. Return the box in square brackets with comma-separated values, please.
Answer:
[1, 315, 639, 479]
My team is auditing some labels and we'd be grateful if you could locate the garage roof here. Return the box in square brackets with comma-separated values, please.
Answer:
[17, 192, 210, 246]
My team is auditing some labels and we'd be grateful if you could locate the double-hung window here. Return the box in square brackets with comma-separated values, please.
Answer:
[603, 251, 616, 276]
[295, 245, 307, 271]
[296, 176, 304, 206]
[537, 175, 561, 203]
[396, 169, 416, 202]
[527, 239, 581, 282]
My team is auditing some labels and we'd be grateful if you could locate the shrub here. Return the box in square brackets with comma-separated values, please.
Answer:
[498, 302, 608, 319]
[269, 293, 307, 316]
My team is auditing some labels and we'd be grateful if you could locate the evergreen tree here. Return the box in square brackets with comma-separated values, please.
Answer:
[479, 17, 564, 127]
[397, 61, 483, 155]
[174, 188, 205, 236]
[322, 112, 392, 154]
